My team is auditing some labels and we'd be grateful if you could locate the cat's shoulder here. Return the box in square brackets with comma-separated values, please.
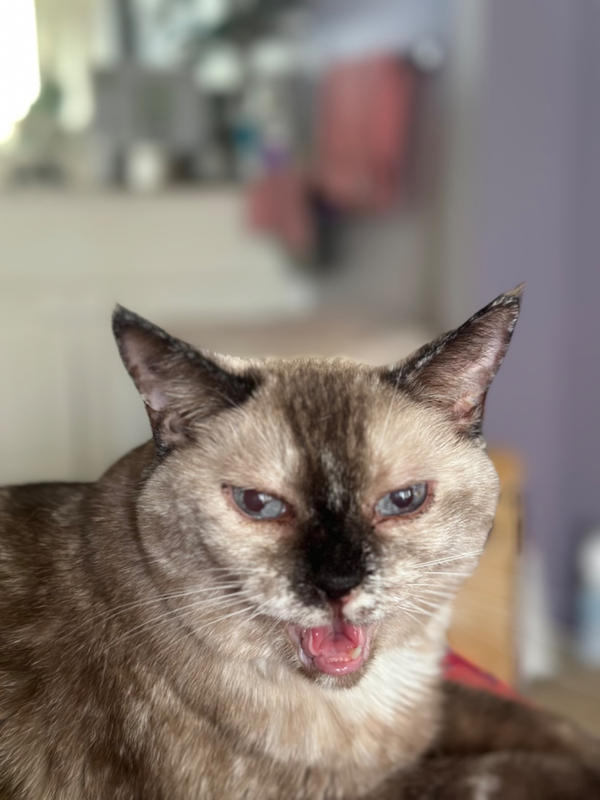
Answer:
[0, 481, 91, 553]
[0, 480, 89, 507]
[0, 481, 90, 521]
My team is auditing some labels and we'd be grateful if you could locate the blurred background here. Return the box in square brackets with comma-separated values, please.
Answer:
[1, 0, 599, 731]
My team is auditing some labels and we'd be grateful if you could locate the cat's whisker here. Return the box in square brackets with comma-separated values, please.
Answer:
[391, 600, 434, 627]
[416, 551, 483, 569]
[413, 592, 457, 604]
[187, 600, 272, 637]
[410, 583, 468, 596]
[139, 558, 264, 577]
[94, 592, 253, 654]
[157, 601, 277, 665]
[392, 595, 438, 613]
[421, 587, 510, 605]
[410, 597, 446, 612]
[417, 570, 474, 579]
[397, 609, 426, 628]
[418, 565, 476, 574]
[61, 583, 250, 642]
[403, 600, 433, 615]
[410, 583, 456, 594]
[98, 598, 244, 652]
[409, 578, 472, 591]
[126, 596, 271, 659]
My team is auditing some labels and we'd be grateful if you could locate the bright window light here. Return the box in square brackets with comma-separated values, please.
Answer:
[0, 0, 41, 143]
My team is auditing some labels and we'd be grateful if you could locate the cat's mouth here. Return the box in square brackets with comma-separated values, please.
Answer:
[287, 618, 373, 676]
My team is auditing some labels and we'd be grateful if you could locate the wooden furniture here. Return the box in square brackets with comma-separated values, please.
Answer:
[448, 449, 523, 685]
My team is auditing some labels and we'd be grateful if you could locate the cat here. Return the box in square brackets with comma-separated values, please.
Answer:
[0, 286, 598, 799]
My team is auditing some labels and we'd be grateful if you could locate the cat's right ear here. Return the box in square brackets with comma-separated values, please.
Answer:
[382, 285, 523, 438]
[112, 306, 260, 455]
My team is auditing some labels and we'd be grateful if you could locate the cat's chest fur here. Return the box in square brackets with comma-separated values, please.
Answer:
[135, 638, 445, 800]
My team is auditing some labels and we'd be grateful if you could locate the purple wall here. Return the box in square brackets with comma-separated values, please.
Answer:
[474, 1, 600, 624]
[567, 1, 600, 538]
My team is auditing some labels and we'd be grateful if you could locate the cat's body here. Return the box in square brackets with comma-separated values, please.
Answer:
[1, 288, 599, 799]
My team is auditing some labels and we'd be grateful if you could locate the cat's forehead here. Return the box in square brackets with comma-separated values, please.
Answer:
[260, 356, 423, 430]
[258, 359, 387, 449]
[269, 358, 374, 419]
[214, 357, 458, 500]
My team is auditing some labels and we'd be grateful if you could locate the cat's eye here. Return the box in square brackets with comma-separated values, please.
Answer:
[231, 487, 289, 520]
[375, 482, 429, 519]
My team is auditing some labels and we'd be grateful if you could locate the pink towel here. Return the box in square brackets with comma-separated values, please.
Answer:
[315, 56, 415, 211]
[247, 168, 314, 257]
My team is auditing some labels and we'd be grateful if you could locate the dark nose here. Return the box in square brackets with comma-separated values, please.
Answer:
[313, 570, 363, 600]
[304, 517, 368, 601]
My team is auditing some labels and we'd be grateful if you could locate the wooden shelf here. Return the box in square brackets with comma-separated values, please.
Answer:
[447, 448, 523, 685]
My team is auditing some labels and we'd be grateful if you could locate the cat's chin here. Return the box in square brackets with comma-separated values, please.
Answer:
[287, 620, 374, 679]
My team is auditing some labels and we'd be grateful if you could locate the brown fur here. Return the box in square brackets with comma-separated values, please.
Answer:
[1, 288, 599, 798]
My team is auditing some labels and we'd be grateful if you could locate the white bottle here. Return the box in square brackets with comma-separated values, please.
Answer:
[577, 526, 600, 666]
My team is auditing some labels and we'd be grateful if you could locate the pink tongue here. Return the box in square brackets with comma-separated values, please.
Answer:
[306, 622, 359, 657]
[288, 613, 372, 677]
[300, 618, 367, 675]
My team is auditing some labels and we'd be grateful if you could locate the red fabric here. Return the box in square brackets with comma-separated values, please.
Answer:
[246, 54, 415, 253]
[247, 168, 314, 257]
[314, 56, 414, 211]
[443, 650, 522, 701]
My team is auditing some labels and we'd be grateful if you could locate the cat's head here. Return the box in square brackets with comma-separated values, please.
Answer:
[113, 287, 522, 688]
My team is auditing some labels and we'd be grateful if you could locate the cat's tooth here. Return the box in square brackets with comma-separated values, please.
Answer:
[298, 647, 312, 668]
[350, 646, 362, 659]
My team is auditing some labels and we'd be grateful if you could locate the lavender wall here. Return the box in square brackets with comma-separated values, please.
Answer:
[567, 1, 600, 540]
[473, 0, 600, 624]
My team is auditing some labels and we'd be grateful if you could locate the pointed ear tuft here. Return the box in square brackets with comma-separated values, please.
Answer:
[112, 305, 261, 455]
[384, 285, 523, 437]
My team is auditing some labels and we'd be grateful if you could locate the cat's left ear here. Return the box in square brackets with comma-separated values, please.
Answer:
[384, 285, 523, 437]
[112, 306, 260, 454]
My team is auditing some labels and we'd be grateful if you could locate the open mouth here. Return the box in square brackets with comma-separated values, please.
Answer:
[287, 617, 373, 676]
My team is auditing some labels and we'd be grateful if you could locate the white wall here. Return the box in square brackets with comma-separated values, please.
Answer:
[0, 188, 314, 482]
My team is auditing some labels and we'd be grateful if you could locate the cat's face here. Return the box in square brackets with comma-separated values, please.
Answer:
[114, 288, 521, 688]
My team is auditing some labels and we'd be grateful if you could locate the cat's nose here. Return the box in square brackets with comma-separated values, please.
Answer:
[314, 572, 362, 600]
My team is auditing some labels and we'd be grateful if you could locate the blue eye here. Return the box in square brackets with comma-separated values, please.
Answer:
[375, 483, 428, 518]
[231, 487, 288, 520]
